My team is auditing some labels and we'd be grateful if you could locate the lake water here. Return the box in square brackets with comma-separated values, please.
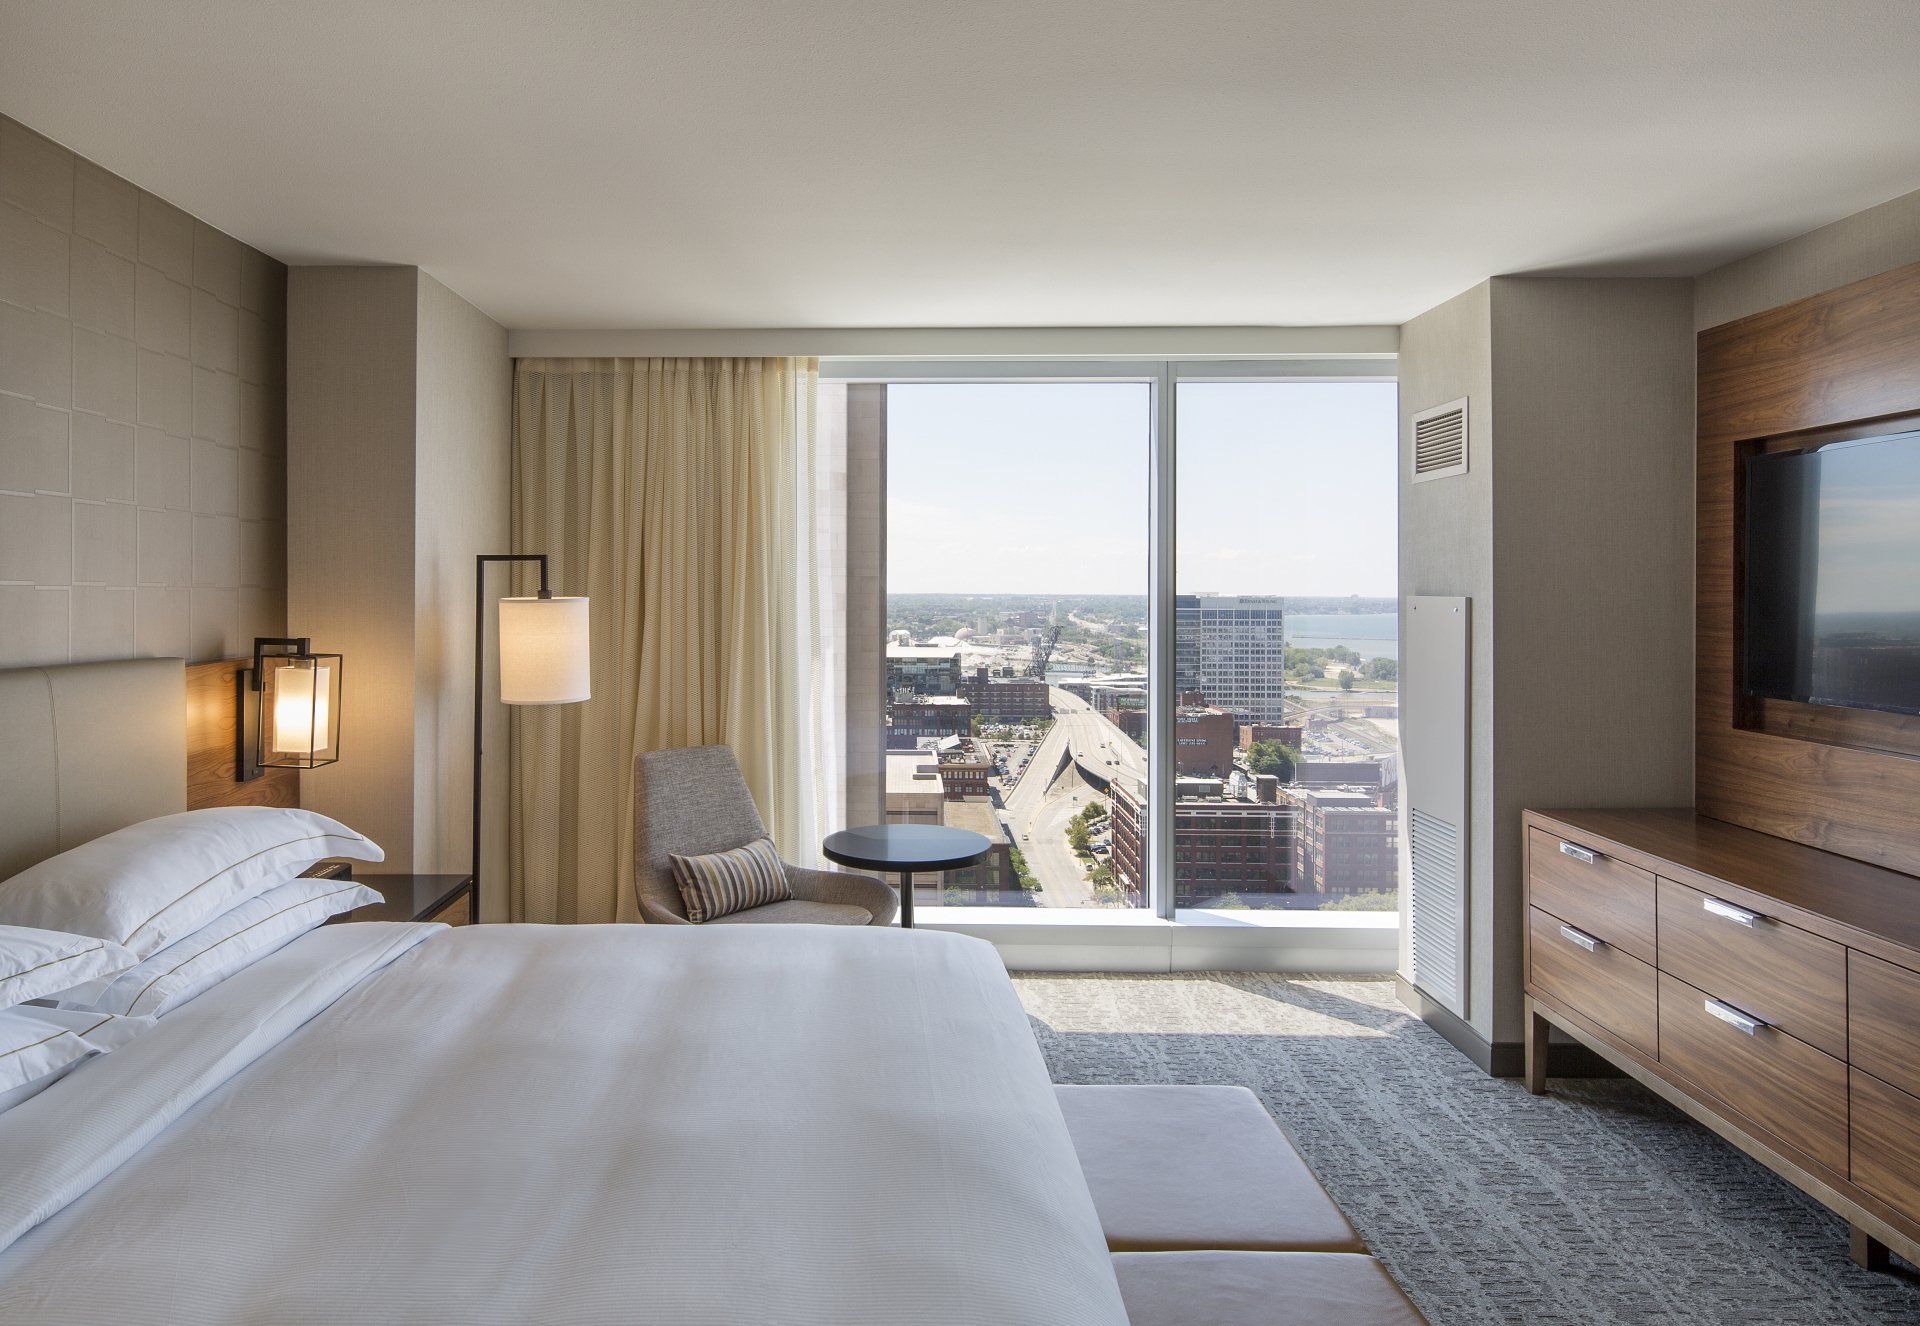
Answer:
[1285, 612, 1398, 660]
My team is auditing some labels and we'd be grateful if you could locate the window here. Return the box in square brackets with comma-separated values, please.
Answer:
[1172, 381, 1400, 912]
[831, 363, 1398, 920]
[881, 382, 1152, 910]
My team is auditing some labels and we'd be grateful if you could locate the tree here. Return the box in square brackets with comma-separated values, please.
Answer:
[1008, 845, 1041, 891]
[1323, 889, 1398, 912]
[970, 712, 986, 736]
[1339, 673, 1355, 692]
[1067, 819, 1093, 855]
[1362, 656, 1398, 682]
[1245, 740, 1300, 781]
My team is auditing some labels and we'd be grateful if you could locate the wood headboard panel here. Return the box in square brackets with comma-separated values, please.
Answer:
[186, 659, 298, 811]
[1697, 258, 1920, 877]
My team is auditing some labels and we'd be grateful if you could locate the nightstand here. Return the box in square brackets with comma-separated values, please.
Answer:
[321, 869, 476, 926]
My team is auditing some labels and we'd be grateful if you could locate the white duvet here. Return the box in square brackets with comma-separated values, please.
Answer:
[0, 922, 1128, 1325]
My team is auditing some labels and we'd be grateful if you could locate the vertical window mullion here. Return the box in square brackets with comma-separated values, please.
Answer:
[1149, 362, 1178, 920]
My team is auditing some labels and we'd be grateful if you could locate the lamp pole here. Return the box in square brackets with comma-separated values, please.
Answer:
[472, 554, 549, 926]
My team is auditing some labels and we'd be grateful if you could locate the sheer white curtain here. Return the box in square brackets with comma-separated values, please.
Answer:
[509, 356, 843, 922]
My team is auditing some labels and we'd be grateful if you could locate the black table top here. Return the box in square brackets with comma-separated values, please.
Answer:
[822, 824, 993, 873]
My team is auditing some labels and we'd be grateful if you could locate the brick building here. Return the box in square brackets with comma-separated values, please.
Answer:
[1285, 786, 1399, 897]
[957, 666, 1052, 723]
[887, 696, 972, 747]
[1108, 774, 1297, 909]
[1173, 705, 1237, 776]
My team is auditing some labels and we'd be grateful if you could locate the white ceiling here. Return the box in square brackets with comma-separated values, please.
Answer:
[4, 1, 1919, 331]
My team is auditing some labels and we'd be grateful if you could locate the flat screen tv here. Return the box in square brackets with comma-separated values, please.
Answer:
[1742, 429, 1920, 718]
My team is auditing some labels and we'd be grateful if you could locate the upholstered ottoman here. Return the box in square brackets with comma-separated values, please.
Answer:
[1057, 1084, 1365, 1253]
[1112, 1251, 1428, 1326]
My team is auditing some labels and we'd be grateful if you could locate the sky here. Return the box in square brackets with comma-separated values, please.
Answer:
[1809, 433, 1920, 616]
[883, 380, 1399, 597]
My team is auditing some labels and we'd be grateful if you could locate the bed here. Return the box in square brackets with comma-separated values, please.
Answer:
[0, 661, 1129, 1324]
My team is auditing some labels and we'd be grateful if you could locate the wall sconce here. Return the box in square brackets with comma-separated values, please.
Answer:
[238, 637, 344, 782]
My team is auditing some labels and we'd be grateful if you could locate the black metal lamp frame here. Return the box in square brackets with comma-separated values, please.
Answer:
[471, 554, 552, 926]
[237, 636, 343, 782]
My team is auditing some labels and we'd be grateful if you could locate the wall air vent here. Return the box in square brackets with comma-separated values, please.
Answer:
[1411, 398, 1469, 482]
[1402, 596, 1471, 1019]
[1408, 808, 1467, 1016]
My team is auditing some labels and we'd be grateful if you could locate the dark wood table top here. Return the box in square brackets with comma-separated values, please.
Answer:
[348, 872, 474, 924]
[822, 824, 993, 873]
[1528, 808, 1920, 962]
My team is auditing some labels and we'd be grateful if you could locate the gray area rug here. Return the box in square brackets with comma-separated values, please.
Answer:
[1013, 971, 1920, 1326]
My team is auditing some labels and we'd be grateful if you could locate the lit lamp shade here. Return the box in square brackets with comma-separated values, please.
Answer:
[498, 596, 591, 705]
[258, 654, 343, 768]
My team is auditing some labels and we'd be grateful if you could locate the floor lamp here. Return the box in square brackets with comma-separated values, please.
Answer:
[473, 554, 590, 923]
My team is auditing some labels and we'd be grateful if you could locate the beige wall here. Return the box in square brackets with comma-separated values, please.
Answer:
[1486, 277, 1696, 1042]
[0, 113, 286, 668]
[1398, 276, 1696, 1049]
[413, 272, 510, 899]
[287, 268, 419, 863]
[1695, 185, 1920, 331]
[288, 267, 509, 889]
[1397, 283, 1496, 1035]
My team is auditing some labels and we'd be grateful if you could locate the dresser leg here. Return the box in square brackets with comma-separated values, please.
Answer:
[1524, 1002, 1549, 1095]
[1850, 1224, 1891, 1272]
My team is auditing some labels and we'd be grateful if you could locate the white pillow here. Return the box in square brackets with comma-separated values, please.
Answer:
[57, 876, 383, 1018]
[0, 807, 383, 959]
[0, 1005, 152, 1109]
[0, 925, 137, 1011]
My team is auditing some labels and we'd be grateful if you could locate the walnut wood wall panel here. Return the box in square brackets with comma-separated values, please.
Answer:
[185, 657, 296, 810]
[1695, 259, 1920, 877]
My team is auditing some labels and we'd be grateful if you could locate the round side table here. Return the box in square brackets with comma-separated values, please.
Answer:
[821, 824, 992, 928]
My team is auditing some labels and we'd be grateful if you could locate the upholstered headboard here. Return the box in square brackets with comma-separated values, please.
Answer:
[0, 659, 188, 881]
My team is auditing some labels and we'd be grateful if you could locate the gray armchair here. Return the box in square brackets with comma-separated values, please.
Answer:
[633, 745, 898, 926]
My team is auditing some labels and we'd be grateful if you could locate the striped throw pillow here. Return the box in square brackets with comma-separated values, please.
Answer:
[669, 837, 792, 923]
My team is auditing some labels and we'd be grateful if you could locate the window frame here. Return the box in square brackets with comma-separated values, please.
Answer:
[823, 354, 1398, 929]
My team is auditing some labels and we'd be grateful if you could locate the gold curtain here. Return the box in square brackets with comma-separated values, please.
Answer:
[509, 357, 820, 923]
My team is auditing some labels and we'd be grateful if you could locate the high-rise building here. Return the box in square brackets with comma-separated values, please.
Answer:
[1175, 593, 1287, 722]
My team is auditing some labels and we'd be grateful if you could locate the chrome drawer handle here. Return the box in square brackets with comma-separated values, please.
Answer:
[1558, 841, 1598, 865]
[1704, 998, 1767, 1036]
[1703, 897, 1761, 927]
[1558, 924, 1601, 953]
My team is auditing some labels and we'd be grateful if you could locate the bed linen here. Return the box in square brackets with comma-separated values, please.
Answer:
[0, 922, 1128, 1326]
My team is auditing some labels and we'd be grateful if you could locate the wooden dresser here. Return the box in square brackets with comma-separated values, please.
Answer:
[1524, 808, 1920, 1270]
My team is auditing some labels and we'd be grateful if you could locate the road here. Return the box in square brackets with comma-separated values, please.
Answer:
[1000, 688, 1146, 907]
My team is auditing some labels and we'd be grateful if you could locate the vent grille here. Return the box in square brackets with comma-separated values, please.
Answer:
[1408, 807, 1466, 1016]
[1412, 398, 1468, 482]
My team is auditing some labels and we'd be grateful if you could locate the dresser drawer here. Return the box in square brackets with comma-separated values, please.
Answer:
[1654, 878, 1847, 1059]
[1525, 827, 1656, 963]
[1850, 951, 1920, 1099]
[1656, 972, 1847, 1175]
[1527, 906, 1656, 1057]
[1851, 1069, 1920, 1223]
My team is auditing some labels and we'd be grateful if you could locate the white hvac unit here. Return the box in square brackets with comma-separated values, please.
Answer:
[1401, 595, 1471, 1018]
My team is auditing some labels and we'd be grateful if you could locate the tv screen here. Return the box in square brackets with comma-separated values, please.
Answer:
[1743, 430, 1920, 717]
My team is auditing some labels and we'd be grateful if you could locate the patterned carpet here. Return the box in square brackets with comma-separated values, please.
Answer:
[1012, 971, 1920, 1326]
